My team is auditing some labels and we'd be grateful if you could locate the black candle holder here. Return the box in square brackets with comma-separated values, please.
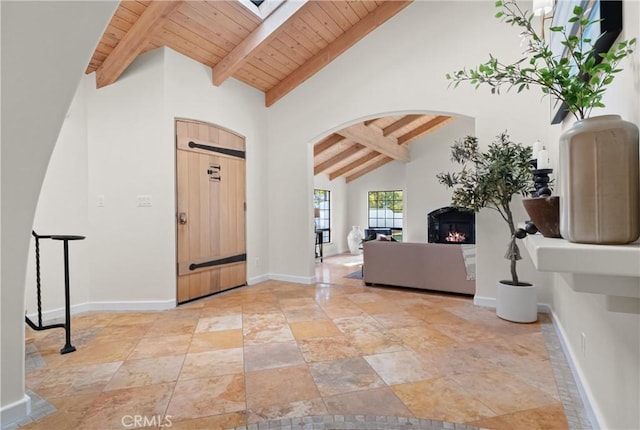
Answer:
[524, 159, 560, 238]
[531, 168, 553, 197]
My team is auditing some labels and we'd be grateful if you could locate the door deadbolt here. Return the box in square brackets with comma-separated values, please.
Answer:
[179, 212, 187, 225]
[207, 164, 221, 181]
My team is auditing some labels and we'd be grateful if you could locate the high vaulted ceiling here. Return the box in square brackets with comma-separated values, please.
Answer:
[87, 1, 455, 181]
[314, 114, 455, 182]
[87, 0, 412, 106]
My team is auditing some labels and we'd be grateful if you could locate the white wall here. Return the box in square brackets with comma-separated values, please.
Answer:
[87, 49, 174, 307]
[0, 1, 117, 425]
[347, 160, 405, 235]
[266, 0, 550, 298]
[266, 2, 640, 426]
[404, 116, 475, 243]
[164, 48, 269, 284]
[313, 173, 348, 256]
[543, 2, 640, 429]
[25, 80, 91, 317]
[267, 133, 316, 283]
[553, 276, 639, 430]
[25, 46, 270, 316]
[0, 0, 4, 418]
[87, 46, 269, 303]
[6, 0, 638, 428]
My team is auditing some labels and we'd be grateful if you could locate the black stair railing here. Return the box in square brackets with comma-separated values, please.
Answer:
[25, 230, 85, 354]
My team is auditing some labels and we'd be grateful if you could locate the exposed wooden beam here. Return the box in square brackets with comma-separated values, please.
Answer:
[314, 134, 344, 156]
[329, 151, 379, 180]
[382, 114, 424, 136]
[346, 156, 393, 183]
[314, 144, 365, 175]
[96, 1, 181, 88]
[397, 116, 454, 145]
[265, 0, 412, 106]
[212, 0, 307, 86]
[364, 118, 385, 127]
[337, 123, 409, 162]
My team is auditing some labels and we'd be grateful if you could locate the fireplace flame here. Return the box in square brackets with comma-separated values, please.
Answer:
[445, 231, 466, 243]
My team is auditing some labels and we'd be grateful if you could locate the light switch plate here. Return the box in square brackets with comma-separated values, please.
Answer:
[136, 194, 152, 207]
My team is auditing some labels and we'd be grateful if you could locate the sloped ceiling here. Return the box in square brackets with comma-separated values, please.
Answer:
[86, 0, 412, 106]
[86, 1, 455, 180]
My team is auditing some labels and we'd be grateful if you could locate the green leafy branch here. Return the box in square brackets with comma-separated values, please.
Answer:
[446, 0, 636, 121]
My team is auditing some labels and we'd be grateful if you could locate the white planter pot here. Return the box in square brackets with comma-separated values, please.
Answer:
[496, 281, 537, 323]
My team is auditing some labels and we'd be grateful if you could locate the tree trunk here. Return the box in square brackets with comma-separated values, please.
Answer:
[504, 204, 519, 285]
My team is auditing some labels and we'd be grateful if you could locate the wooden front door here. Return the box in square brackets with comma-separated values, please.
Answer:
[175, 119, 246, 303]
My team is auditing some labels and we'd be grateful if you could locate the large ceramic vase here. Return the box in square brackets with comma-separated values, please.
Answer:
[496, 281, 537, 323]
[559, 115, 639, 244]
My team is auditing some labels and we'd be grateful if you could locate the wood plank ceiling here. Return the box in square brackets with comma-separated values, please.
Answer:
[315, 114, 454, 182]
[87, 1, 454, 181]
[86, 0, 412, 106]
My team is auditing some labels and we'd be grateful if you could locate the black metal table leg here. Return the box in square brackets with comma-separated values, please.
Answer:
[315, 231, 323, 262]
[51, 235, 85, 354]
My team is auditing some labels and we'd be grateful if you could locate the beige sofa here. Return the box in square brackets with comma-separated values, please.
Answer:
[362, 241, 475, 295]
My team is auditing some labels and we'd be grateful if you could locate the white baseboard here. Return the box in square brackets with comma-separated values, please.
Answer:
[88, 299, 176, 312]
[249, 272, 320, 286]
[549, 309, 602, 430]
[247, 274, 270, 285]
[26, 272, 319, 322]
[473, 295, 551, 314]
[0, 394, 31, 428]
[26, 299, 176, 323]
[267, 273, 315, 285]
[473, 295, 496, 308]
[537, 302, 552, 314]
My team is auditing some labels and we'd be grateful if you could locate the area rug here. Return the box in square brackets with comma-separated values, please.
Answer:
[344, 269, 363, 279]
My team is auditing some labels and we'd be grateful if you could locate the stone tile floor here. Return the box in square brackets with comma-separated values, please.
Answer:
[11, 254, 588, 430]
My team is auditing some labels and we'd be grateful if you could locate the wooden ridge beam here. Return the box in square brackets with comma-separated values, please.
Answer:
[337, 123, 409, 162]
[314, 134, 345, 156]
[382, 114, 424, 136]
[314, 144, 365, 175]
[213, 0, 307, 86]
[329, 151, 379, 180]
[346, 156, 393, 183]
[397, 115, 453, 145]
[265, 0, 412, 106]
[96, 1, 182, 88]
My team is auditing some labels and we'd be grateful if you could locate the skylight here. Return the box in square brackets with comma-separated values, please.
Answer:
[237, 0, 287, 21]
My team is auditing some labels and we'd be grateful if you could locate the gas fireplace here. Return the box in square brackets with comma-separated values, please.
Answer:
[428, 207, 475, 244]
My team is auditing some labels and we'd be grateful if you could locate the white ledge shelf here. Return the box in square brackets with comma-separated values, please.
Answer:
[523, 235, 640, 313]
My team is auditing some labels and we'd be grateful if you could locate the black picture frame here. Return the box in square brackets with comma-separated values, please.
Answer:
[549, 0, 623, 124]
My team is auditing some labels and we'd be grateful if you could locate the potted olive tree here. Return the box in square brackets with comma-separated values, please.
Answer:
[446, 0, 638, 245]
[438, 132, 537, 322]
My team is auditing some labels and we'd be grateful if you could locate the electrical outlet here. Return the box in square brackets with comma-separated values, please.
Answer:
[136, 194, 152, 207]
[580, 332, 587, 357]
[255, 258, 260, 268]
[97, 194, 105, 207]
